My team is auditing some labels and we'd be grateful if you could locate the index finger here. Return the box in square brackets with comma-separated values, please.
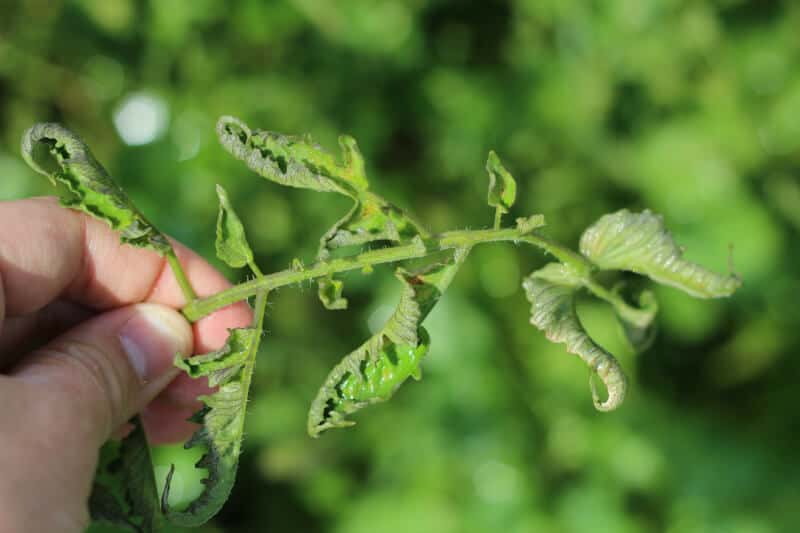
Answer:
[0, 197, 254, 443]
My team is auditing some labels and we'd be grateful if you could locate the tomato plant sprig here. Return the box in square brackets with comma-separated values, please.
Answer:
[20, 118, 740, 531]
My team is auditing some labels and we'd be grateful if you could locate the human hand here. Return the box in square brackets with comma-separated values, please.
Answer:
[0, 197, 252, 532]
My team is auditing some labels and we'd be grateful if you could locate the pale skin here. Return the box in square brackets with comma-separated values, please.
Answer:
[0, 197, 252, 532]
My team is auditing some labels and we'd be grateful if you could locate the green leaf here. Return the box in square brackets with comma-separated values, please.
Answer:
[318, 276, 348, 310]
[216, 116, 367, 196]
[162, 292, 268, 526]
[579, 209, 741, 298]
[21, 123, 172, 255]
[486, 150, 517, 215]
[308, 248, 470, 437]
[89, 417, 165, 532]
[215, 184, 254, 269]
[523, 263, 628, 411]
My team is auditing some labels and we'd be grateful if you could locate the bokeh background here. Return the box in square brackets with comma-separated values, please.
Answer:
[1, 0, 799, 531]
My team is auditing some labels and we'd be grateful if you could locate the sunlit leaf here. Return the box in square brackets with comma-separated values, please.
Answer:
[523, 263, 628, 411]
[217, 116, 428, 261]
[308, 248, 470, 436]
[579, 209, 741, 298]
[21, 123, 172, 254]
[162, 292, 268, 526]
[215, 184, 254, 269]
[216, 116, 366, 196]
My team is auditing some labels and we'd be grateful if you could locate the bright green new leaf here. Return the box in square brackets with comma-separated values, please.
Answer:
[215, 184, 254, 269]
[89, 417, 165, 532]
[486, 150, 517, 215]
[308, 248, 470, 437]
[21, 123, 172, 255]
[162, 292, 268, 527]
[579, 209, 741, 298]
[523, 263, 628, 411]
[318, 276, 348, 310]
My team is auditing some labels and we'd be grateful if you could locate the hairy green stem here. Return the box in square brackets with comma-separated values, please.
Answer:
[182, 218, 601, 322]
[167, 251, 197, 303]
[183, 239, 431, 321]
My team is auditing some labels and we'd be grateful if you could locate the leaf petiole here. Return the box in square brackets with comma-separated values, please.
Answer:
[166, 251, 198, 303]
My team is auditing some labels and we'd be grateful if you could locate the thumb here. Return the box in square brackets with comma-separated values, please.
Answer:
[0, 304, 192, 532]
[13, 303, 194, 446]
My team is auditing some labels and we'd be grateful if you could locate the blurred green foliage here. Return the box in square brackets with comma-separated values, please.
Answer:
[1, 0, 799, 531]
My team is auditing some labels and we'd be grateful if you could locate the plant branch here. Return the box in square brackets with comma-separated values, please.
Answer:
[182, 217, 561, 321]
[182, 216, 613, 323]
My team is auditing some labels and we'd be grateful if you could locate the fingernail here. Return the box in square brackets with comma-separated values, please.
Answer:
[119, 304, 193, 384]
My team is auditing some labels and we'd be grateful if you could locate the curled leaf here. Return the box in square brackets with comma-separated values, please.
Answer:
[162, 292, 268, 526]
[579, 209, 741, 298]
[486, 150, 517, 214]
[217, 116, 428, 260]
[523, 263, 628, 411]
[21, 123, 171, 254]
[216, 116, 366, 196]
[308, 248, 470, 436]
[307, 325, 430, 437]
[215, 184, 254, 269]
